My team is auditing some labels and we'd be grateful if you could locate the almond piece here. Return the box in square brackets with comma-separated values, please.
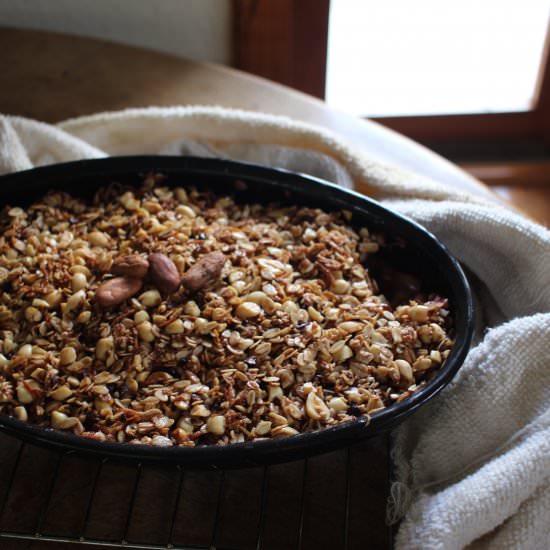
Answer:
[181, 252, 227, 292]
[96, 277, 143, 307]
[148, 253, 180, 294]
[112, 255, 149, 279]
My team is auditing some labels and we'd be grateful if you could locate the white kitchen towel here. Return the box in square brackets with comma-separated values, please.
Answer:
[1, 106, 549, 550]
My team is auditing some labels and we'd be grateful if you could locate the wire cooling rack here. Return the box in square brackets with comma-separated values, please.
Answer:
[0, 431, 390, 550]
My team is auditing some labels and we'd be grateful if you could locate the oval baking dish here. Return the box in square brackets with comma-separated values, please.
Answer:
[0, 156, 474, 467]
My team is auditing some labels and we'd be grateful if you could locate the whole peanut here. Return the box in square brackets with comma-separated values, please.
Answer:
[96, 277, 143, 307]
[181, 252, 227, 292]
[112, 255, 150, 279]
[148, 253, 181, 294]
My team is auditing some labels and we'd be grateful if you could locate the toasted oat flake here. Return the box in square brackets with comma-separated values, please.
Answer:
[0, 176, 453, 447]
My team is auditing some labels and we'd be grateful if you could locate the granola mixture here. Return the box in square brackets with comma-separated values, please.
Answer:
[0, 175, 453, 447]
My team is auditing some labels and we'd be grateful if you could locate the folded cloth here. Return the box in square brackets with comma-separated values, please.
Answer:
[1, 106, 549, 549]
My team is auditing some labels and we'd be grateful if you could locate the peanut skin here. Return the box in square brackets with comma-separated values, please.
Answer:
[148, 253, 181, 294]
[181, 252, 227, 292]
[112, 255, 150, 279]
[96, 277, 143, 307]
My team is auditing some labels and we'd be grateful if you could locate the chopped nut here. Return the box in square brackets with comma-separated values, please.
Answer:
[138, 289, 162, 308]
[134, 310, 150, 324]
[207, 415, 226, 435]
[236, 301, 262, 319]
[137, 321, 155, 342]
[410, 305, 430, 322]
[14, 406, 27, 422]
[395, 359, 414, 386]
[328, 397, 348, 411]
[60, 346, 77, 366]
[331, 279, 350, 294]
[413, 356, 432, 371]
[51, 410, 80, 430]
[25, 306, 42, 322]
[71, 272, 88, 292]
[96, 337, 114, 360]
[16, 382, 34, 404]
[87, 231, 110, 248]
[338, 321, 363, 333]
[50, 385, 73, 401]
[165, 319, 185, 334]
[255, 420, 272, 435]
[305, 392, 331, 421]
[65, 289, 86, 313]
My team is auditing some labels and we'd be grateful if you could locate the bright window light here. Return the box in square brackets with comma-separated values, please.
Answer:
[326, 0, 550, 117]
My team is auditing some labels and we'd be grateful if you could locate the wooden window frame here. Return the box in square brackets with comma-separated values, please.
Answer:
[233, 1, 550, 158]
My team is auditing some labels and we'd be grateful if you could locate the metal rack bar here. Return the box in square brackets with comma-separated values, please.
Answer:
[0, 531, 206, 549]
[344, 446, 352, 550]
[296, 458, 309, 550]
[34, 451, 64, 536]
[167, 466, 185, 548]
[122, 463, 143, 545]
[208, 469, 225, 549]
[79, 458, 106, 541]
[0, 440, 24, 522]
[254, 466, 269, 550]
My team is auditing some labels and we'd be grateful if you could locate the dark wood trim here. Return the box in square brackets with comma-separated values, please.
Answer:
[372, 112, 538, 142]
[460, 159, 550, 187]
[233, 0, 330, 99]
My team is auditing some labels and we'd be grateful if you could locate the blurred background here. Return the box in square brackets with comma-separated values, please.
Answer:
[1, 0, 549, 224]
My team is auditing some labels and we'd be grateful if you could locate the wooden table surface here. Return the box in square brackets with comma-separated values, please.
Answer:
[1, 27, 497, 202]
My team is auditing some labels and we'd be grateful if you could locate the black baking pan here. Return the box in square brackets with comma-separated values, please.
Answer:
[0, 156, 474, 467]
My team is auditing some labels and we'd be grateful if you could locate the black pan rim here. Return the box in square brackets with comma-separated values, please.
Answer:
[0, 156, 474, 465]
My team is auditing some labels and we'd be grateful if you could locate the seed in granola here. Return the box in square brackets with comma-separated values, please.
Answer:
[148, 253, 181, 294]
[96, 277, 143, 308]
[112, 254, 150, 279]
[181, 252, 227, 292]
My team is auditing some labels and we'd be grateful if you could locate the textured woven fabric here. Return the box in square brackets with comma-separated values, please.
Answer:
[1, 107, 549, 549]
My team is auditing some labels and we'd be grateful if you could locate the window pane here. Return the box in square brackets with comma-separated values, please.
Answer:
[326, 0, 550, 117]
